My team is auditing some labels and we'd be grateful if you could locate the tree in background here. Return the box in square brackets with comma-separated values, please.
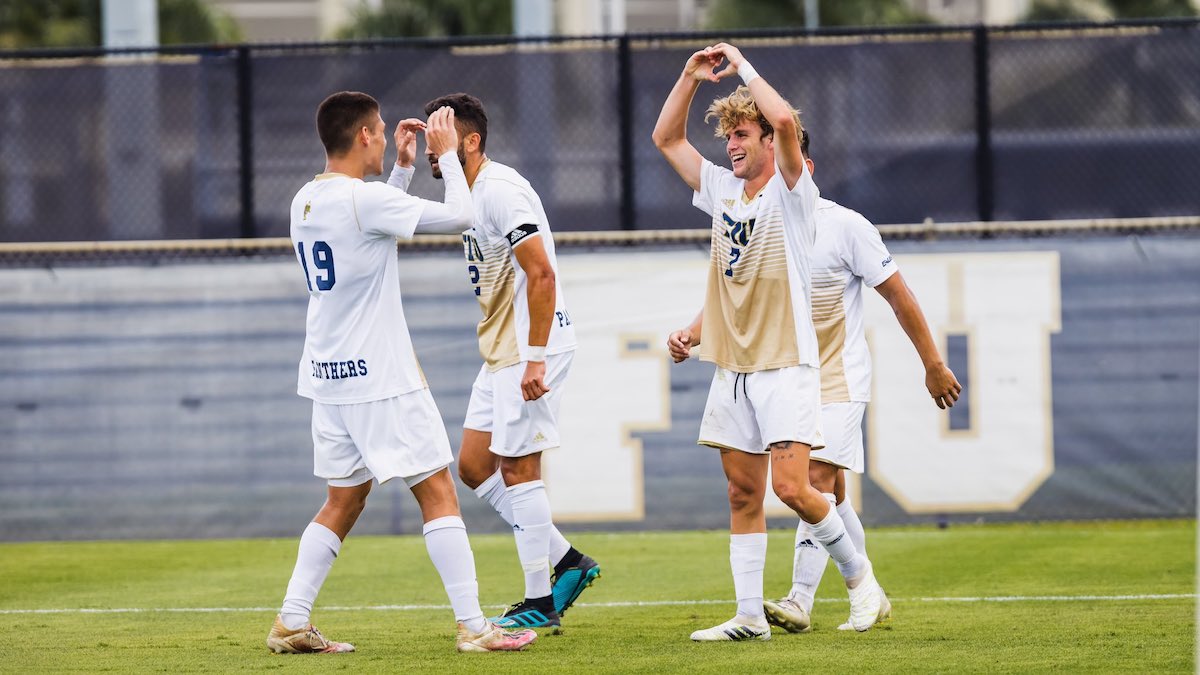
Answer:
[1106, 0, 1196, 17]
[336, 0, 512, 39]
[706, 0, 932, 29]
[0, 0, 100, 48]
[1022, 0, 1195, 21]
[0, 0, 241, 49]
[158, 0, 243, 44]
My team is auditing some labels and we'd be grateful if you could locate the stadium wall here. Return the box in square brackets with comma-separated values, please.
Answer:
[0, 231, 1195, 541]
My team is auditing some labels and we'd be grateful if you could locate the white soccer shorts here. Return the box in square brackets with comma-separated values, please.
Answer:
[463, 350, 574, 458]
[698, 364, 824, 454]
[311, 387, 453, 488]
[810, 401, 866, 474]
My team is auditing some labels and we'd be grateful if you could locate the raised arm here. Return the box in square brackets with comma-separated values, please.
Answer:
[385, 117, 425, 192]
[411, 107, 473, 233]
[709, 43, 806, 190]
[652, 49, 722, 192]
[873, 272, 962, 409]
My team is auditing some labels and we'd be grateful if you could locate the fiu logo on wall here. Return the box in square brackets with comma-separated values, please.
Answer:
[548, 250, 1061, 522]
[863, 252, 1061, 514]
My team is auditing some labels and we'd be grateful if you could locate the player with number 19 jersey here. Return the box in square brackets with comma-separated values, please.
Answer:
[290, 172, 432, 404]
[462, 160, 576, 371]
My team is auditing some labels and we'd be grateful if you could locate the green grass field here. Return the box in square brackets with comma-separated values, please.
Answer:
[0, 520, 1193, 673]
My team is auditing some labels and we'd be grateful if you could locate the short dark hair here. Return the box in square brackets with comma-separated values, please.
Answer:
[801, 127, 811, 159]
[317, 91, 379, 156]
[424, 93, 488, 153]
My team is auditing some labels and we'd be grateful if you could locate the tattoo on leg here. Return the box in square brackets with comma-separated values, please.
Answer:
[769, 441, 794, 460]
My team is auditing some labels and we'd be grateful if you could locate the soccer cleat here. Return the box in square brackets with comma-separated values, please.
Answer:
[845, 562, 885, 632]
[839, 587, 892, 631]
[551, 551, 601, 615]
[455, 621, 538, 653]
[689, 615, 772, 642]
[266, 615, 355, 654]
[490, 595, 561, 630]
[762, 597, 812, 634]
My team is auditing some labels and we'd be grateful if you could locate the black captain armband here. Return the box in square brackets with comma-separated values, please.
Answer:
[506, 224, 539, 248]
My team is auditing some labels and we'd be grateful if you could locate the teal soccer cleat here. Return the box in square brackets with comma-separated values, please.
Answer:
[551, 548, 601, 615]
[491, 595, 561, 630]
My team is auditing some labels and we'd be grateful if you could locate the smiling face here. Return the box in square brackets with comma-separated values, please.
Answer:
[725, 119, 773, 181]
[425, 121, 472, 180]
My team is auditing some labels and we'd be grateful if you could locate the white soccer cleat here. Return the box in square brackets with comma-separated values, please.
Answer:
[689, 615, 771, 641]
[839, 587, 892, 631]
[845, 562, 884, 632]
[266, 615, 355, 654]
[763, 597, 812, 634]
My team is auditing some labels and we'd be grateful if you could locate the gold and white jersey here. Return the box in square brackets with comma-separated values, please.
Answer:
[290, 174, 430, 404]
[810, 197, 897, 403]
[462, 161, 576, 371]
[692, 158, 821, 373]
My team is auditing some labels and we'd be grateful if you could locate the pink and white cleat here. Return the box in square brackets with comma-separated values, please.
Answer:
[456, 620, 538, 653]
[266, 615, 355, 654]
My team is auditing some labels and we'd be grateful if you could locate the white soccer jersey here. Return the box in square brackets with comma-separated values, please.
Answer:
[692, 158, 821, 372]
[461, 160, 576, 371]
[290, 173, 430, 404]
[810, 197, 898, 403]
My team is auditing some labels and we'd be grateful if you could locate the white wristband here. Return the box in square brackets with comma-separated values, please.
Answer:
[527, 345, 547, 362]
[739, 61, 760, 86]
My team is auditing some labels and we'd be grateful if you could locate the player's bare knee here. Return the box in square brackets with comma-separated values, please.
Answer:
[457, 462, 487, 489]
[808, 461, 838, 493]
[324, 491, 368, 520]
[727, 480, 764, 514]
[771, 480, 808, 512]
[499, 454, 541, 485]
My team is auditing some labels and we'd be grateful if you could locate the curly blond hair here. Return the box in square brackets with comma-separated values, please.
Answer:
[704, 85, 803, 142]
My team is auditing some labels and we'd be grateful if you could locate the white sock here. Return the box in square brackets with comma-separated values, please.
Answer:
[423, 515, 486, 633]
[789, 520, 828, 614]
[507, 480, 553, 599]
[280, 522, 341, 630]
[838, 495, 867, 556]
[730, 533, 767, 620]
[475, 470, 573, 567]
[805, 493, 866, 583]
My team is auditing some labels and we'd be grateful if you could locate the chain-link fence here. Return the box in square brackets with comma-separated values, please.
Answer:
[0, 20, 1197, 242]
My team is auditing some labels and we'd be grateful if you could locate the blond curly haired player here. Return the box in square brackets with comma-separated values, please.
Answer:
[653, 44, 885, 641]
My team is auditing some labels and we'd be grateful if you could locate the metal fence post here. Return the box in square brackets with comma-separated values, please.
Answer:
[617, 35, 635, 231]
[236, 46, 256, 239]
[973, 26, 994, 223]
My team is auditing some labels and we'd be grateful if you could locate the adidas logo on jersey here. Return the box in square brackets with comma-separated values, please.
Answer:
[532, 432, 547, 443]
[303, 201, 311, 220]
[721, 199, 735, 208]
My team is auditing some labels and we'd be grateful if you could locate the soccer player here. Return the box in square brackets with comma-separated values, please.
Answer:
[385, 92, 599, 631]
[654, 43, 885, 640]
[267, 91, 536, 655]
[760, 131, 961, 633]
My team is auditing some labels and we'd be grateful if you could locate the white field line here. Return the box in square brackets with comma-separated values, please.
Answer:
[0, 593, 1193, 615]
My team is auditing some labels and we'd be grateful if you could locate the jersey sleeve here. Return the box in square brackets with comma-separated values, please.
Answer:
[491, 179, 542, 239]
[352, 181, 425, 240]
[842, 212, 898, 288]
[385, 163, 415, 192]
[691, 159, 725, 215]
